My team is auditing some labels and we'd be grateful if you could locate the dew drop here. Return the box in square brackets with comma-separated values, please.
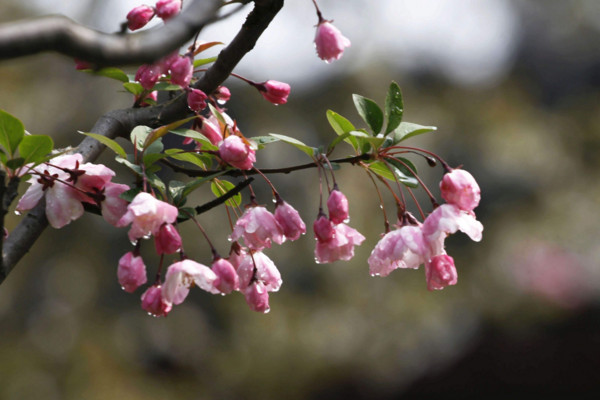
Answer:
[120, 286, 126, 291]
[263, 308, 271, 314]
[343, 217, 350, 223]
[217, 99, 226, 105]
[14, 210, 21, 216]
[142, 234, 151, 240]
[130, 239, 138, 246]
[227, 237, 232, 242]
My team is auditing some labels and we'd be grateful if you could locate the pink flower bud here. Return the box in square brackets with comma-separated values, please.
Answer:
[126, 5, 155, 31]
[135, 64, 162, 90]
[327, 189, 349, 224]
[74, 59, 91, 70]
[101, 182, 130, 226]
[230, 206, 285, 251]
[425, 254, 458, 291]
[187, 88, 208, 111]
[214, 86, 231, 103]
[154, 223, 182, 254]
[116, 192, 179, 242]
[118, 252, 147, 292]
[313, 215, 335, 242]
[218, 135, 256, 170]
[158, 51, 180, 75]
[169, 56, 193, 87]
[315, 223, 365, 264]
[211, 258, 239, 294]
[256, 80, 290, 105]
[243, 281, 270, 313]
[315, 21, 351, 63]
[141, 285, 172, 317]
[440, 169, 481, 211]
[274, 200, 306, 241]
[199, 116, 223, 146]
[155, 0, 181, 20]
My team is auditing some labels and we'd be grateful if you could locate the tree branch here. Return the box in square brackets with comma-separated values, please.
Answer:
[0, 0, 285, 283]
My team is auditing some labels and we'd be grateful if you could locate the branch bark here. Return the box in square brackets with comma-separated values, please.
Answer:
[0, 0, 285, 283]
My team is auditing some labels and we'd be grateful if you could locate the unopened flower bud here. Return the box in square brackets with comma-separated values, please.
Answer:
[211, 258, 239, 294]
[118, 252, 147, 292]
[154, 223, 182, 254]
[135, 64, 162, 90]
[214, 86, 231, 103]
[126, 5, 155, 31]
[275, 200, 306, 241]
[169, 56, 193, 87]
[313, 215, 335, 242]
[155, 0, 181, 20]
[218, 135, 256, 170]
[256, 80, 290, 105]
[425, 254, 458, 291]
[141, 285, 172, 317]
[314, 21, 351, 63]
[244, 281, 270, 313]
[187, 88, 208, 111]
[440, 169, 481, 212]
[327, 189, 349, 224]
[74, 59, 91, 70]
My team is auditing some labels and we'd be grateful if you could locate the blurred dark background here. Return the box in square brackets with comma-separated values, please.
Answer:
[1, 1, 599, 399]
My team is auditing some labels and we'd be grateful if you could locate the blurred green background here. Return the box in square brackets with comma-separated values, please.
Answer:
[1, 0, 599, 398]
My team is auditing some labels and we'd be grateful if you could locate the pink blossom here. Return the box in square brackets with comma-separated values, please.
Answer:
[74, 161, 115, 202]
[199, 116, 224, 146]
[237, 251, 282, 292]
[141, 285, 172, 317]
[274, 200, 306, 241]
[256, 80, 290, 105]
[218, 135, 256, 170]
[314, 21, 351, 63]
[74, 59, 91, 70]
[169, 56, 193, 87]
[155, 0, 181, 20]
[243, 281, 270, 313]
[231, 206, 285, 250]
[187, 88, 208, 111]
[153, 223, 182, 254]
[227, 242, 247, 270]
[422, 204, 483, 256]
[327, 188, 349, 224]
[315, 223, 365, 264]
[162, 259, 217, 306]
[118, 252, 147, 292]
[116, 192, 179, 242]
[440, 169, 481, 211]
[313, 214, 335, 242]
[425, 254, 458, 291]
[126, 5, 155, 30]
[368, 225, 426, 277]
[211, 258, 239, 294]
[100, 182, 130, 226]
[135, 63, 162, 90]
[214, 86, 231, 103]
[158, 51, 180, 75]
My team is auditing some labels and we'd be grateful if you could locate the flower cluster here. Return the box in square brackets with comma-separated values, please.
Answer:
[126, 0, 181, 31]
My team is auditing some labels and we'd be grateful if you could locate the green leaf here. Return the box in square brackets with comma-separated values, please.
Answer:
[248, 135, 280, 150]
[269, 133, 316, 157]
[352, 94, 384, 134]
[170, 129, 218, 150]
[115, 155, 143, 175]
[386, 157, 419, 187]
[80, 131, 126, 158]
[91, 67, 129, 83]
[6, 157, 24, 169]
[384, 122, 437, 147]
[0, 109, 25, 156]
[168, 180, 186, 204]
[211, 179, 241, 207]
[130, 126, 153, 151]
[143, 152, 169, 167]
[119, 187, 139, 202]
[193, 56, 218, 68]
[146, 172, 166, 195]
[143, 116, 197, 150]
[181, 171, 227, 199]
[18, 135, 54, 164]
[164, 148, 208, 169]
[123, 82, 144, 96]
[326, 110, 358, 150]
[384, 81, 403, 134]
[368, 160, 419, 188]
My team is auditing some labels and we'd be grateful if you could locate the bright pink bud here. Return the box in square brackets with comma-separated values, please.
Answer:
[187, 88, 208, 111]
[257, 80, 290, 105]
[313, 215, 335, 242]
[158, 51, 180, 74]
[214, 86, 231, 103]
[154, 223, 182, 254]
[425, 254, 458, 291]
[135, 64, 162, 90]
[74, 59, 91, 70]
[169, 56, 193, 87]
[327, 189, 349, 224]
[274, 200, 306, 241]
[211, 258, 239, 294]
[141, 285, 172, 317]
[243, 281, 270, 313]
[118, 252, 147, 292]
[315, 21, 351, 63]
[218, 135, 256, 170]
[440, 169, 481, 211]
[101, 182, 130, 226]
[155, 0, 181, 20]
[126, 5, 155, 30]
[199, 116, 223, 146]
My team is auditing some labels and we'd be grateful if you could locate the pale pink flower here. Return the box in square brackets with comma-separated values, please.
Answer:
[425, 254, 458, 291]
[313, 214, 335, 242]
[327, 188, 349, 224]
[141, 285, 172, 317]
[422, 204, 483, 256]
[368, 225, 426, 277]
[116, 192, 179, 242]
[214, 86, 231, 103]
[153, 223, 182, 254]
[274, 200, 306, 241]
[169, 56, 193, 87]
[162, 259, 217, 306]
[101, 182, 130, 226]
[187, 88, 208, 111]
[243, 281, 270, 313]
[126, 5, 155, 30]
[231, 206, 285, 250]
[256, 80, 290, 105]
[314, 21, 351, 62]
[118, 252, 147, 292]
[218, 135, 256, 170]
[211, 258, 239, 294]
[135, 63, 162, 90]
[440, 169, 481, 211]
[155, 0, 181, 20]
[237, 251, 282, 292]
[315, 223, 365, 264]
[227, 242, 247, 270]
[199, 116, 224, 146]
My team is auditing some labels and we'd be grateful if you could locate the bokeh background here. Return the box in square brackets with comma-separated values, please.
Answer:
[1, 0, 599, 398]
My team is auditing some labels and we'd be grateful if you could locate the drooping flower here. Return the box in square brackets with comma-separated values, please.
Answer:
[116, 192, 179, 242]
[255, 80, 290, 105]
[153, 223, 182, 254]
[162, 259, 217, 306]
[211, 258, 239, 294]
[118, 252, 147, 292]
[440, 169, 481, 212]
[218, 135, 256, 170]
[187, 88, 208, 112]
[327, 188, 349, 224]
[314, 21, 351, 63]
[135, 63, 162, 90]
[425, 254, 458, 291]
[155, 0, 181, 20]
[243, 281, 270, 313]
[368, 225, 426, 277]
[141, 285, 172, 317]
[421, 204, 483, 256]
[231, 206, 285, 250]
[169, 56, 193, 87]
[237, 251, 282, 292]
[227, 242, 247, 270]
[315, 223, 365, 264]
[126, 5, 155, 30]
[313, 214, 335, 242]
[199, 116, 224, 146]
[214, 86, 231, 103]
[274, 200, 306, 241]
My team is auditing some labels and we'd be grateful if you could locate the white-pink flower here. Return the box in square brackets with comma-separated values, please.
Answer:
[118, 252, 147, 293]
[440, 169, 481, 212]
[422, 204, 483, 256]
[162, 259, 217, 306]
[314, 21, 351, 63]
[230, 206, 285, 250]
[237, 251, 282, 292]
[243, 281, 270, 313]
[274, 200, 306, 241]
[315, 223, 365, 264]
[100, 182, 130, 227]
[368, 225, 426, 277]
[141, 285, 172, 317]
[218, 135, 256, 170]
[116, 192, 179, 242]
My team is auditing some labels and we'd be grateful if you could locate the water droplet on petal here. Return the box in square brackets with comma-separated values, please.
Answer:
[130, 240, 138, 246]
[14, 210, 21, 216]
[263, 308, 271, 314]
